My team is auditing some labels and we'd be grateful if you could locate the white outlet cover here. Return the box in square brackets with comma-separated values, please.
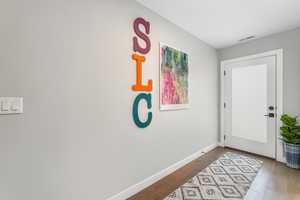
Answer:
[0, 97, 23, 114]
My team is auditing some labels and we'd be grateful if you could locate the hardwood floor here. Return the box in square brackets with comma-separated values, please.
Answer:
[128, 147, 300, 200]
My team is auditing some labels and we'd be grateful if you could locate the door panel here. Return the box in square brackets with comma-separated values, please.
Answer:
[232, 64, 268, 143]
[224, 56, 276, 158]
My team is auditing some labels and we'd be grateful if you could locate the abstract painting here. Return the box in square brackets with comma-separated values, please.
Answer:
[160, 43, 189, 110]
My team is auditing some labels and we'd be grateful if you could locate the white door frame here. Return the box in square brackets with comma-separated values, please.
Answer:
[220, 49, 284, 162]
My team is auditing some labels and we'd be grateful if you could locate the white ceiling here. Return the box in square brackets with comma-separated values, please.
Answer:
[136, 0, 300, 49]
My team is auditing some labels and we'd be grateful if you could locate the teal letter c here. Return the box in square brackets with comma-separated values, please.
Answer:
[133, 93, 152, 128]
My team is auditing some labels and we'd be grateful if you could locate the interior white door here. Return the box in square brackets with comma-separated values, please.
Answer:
[224, 56, 276, 158]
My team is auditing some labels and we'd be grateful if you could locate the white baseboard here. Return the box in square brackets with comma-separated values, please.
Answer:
[106, 143, 218, 200]
[218, 142, 224, 147]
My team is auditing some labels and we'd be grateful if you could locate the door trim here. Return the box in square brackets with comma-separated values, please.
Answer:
[220, 49, 283, 162]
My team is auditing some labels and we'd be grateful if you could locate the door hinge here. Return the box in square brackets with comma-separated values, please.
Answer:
[224, 70, 226, 76]
[224, 102, 226, 108]
[224, 135, 226, 141]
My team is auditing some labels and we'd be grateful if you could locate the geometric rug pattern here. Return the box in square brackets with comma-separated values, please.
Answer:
[163, 152, 263, 200]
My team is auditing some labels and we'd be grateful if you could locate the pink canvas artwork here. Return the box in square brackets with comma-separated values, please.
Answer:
[160, 44, 189, 110]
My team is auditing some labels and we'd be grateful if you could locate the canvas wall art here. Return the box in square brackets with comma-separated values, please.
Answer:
[160, 43, 189, 110]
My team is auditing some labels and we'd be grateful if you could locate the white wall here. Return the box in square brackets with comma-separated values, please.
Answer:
[218, 28, 300, 116]
[0, 0, 219, 199]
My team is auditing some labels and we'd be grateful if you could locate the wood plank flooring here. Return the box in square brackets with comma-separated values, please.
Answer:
[128, 147, 300, 200]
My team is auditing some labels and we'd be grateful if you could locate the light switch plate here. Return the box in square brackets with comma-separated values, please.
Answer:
[0, 97, 23, 114]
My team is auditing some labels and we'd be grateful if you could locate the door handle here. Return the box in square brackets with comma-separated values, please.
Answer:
[264, 113, 275, 118]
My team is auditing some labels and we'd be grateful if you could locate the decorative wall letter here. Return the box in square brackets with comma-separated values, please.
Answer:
[131, 17, 153, 128]
[132, 93, 153, 128]
[133, 17, 151, 54]
[132, 54, 153, 91]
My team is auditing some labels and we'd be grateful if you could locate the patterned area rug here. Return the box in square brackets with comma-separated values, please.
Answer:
[164, 152, 263, 200]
